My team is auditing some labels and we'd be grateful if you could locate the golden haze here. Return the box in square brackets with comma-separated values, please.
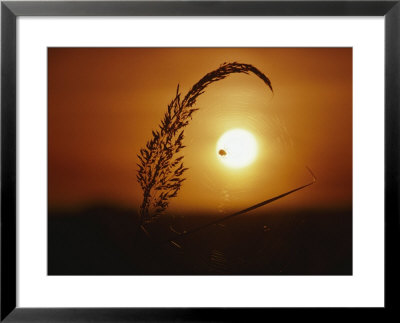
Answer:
[48, 48, 352, 214]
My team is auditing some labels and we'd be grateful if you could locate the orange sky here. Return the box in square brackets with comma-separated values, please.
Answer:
[48, 48, 352, 214]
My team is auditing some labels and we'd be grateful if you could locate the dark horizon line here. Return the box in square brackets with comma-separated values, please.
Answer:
[48, 202, 353, 215]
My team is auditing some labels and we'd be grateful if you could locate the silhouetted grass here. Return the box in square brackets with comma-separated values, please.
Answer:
[137, 62, 273, 224]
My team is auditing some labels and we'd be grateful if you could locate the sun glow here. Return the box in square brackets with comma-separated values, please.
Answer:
[216, 128, 258, 169]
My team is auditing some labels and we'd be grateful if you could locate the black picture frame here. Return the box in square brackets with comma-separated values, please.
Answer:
[1, 0, 399, 321]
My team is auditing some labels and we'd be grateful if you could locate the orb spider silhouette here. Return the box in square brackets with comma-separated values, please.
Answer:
[218, 149, 227, 156]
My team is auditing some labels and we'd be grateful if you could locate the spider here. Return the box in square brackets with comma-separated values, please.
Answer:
[218, 149, 227, 156]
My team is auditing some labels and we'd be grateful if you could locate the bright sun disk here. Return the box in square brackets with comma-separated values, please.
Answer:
[216, 128, 258, 169]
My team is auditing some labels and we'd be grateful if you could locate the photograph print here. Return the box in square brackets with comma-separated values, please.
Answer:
[48, 48, 352, 275]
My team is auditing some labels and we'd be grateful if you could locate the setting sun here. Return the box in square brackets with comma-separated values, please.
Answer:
[216, 128, 258, 169]
[48, 48, 352, 276]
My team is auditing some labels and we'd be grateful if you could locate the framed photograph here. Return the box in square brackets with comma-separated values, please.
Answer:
[1, 0, 398, 321]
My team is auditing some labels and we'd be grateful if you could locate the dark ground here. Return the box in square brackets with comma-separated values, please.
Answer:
[48, 206, 352, 275]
